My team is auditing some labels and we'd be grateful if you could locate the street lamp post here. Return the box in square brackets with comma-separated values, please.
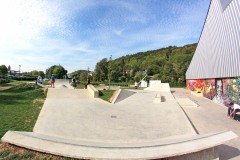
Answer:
[108, 55, 112, 90]
[87, 67, 90, 84]
[19, 65, 21, 77]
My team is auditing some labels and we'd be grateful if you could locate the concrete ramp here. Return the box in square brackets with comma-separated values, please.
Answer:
[144, 83, 171, 92]
[111, 89, 136, 104]
[54, 79, 73, 89]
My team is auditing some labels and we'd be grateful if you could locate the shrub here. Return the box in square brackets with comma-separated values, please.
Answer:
[0, 78, 10, 84]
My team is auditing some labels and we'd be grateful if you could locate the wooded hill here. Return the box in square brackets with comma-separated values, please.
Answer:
[93, 43, 197, 87]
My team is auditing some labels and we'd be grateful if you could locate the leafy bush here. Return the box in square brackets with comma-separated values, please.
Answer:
[12, 76, 36, 81]
[0, 79, 10, 84]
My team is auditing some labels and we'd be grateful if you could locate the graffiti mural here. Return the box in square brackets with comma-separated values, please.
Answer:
[222, 78, 229, 106]
[224, 78, 240, 105]
[186, 79, 205, 93]
[213, 79, 224, 104]
[186, 80, 194, 91]
[187, 78, 240, 107]
[203, 79, 216, 100]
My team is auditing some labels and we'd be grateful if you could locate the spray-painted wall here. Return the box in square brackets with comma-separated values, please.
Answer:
[203, 79, 216, 100]
[186, 78, 240, 106]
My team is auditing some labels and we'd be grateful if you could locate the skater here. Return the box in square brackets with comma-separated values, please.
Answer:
[50, 74, 55, 88]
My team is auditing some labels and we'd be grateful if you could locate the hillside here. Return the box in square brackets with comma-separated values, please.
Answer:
[93, 43, 197, 86]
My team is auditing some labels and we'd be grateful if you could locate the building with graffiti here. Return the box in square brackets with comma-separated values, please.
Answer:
[186, 0, 240, 106]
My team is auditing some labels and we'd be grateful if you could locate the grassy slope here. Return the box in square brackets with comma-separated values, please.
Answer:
[99, 90, 115, 102]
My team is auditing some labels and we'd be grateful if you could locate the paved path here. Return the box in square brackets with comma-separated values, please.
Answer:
[172, 88, 240, 160]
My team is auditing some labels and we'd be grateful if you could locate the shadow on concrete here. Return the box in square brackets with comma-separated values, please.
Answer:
[115, 90, 136, 104]
[161, 96, 166, 102]
[171, 91, 176, 93]
[218, 144, 240, 160]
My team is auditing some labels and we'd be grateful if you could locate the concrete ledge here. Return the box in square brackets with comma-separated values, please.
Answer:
[87, 84, 99, 98]
[1, 131, 237, 160]
[153, 93, 162, 103]
[110, 89, 121, 104]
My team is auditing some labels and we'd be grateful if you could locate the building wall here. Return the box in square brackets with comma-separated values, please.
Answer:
[186, 0, 240, 79]
[186, 77, 240, 106]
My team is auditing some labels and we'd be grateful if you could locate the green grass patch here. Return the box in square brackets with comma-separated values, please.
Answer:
[99, 90, 115, 102]
[0, 149, 10, 158]
[42, 80, 50, 85]
[75, 83, 85, 89]
[0, 83, 46, 138]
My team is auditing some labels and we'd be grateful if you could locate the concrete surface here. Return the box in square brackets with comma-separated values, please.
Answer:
[172, 88, 240, 160]
[175, 97, 199, 108]
[1, 83, 239, 159]
[33, 89, 196, 142]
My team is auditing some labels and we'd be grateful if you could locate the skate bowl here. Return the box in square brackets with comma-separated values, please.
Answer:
[1, 87, 238, 159]
[37, 79, 74, 89]
[54, 79, 73, 89]
[144, 82, 171, 92]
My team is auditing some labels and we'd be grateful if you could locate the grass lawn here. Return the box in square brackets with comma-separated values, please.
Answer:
[0, 81, 25, 87]
[76, 83, 85, 89]
[0, 82, 45, 138]
[42, 80, 50, 85]
[99, 90, 116, 102]
[0, 82, 79, 159]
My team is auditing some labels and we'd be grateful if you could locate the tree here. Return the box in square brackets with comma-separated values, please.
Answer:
[0, 65, 8, 76]
[39, 71, 45, 78]
[95, 58, 108, 81]
[30, 70, 39, 76]
[7, 65, 11, 71]
[79, 71, 88, 82]
[46, 65, 67, 79]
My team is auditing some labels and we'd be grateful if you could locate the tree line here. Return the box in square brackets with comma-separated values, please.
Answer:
[0, 43, 197, 86]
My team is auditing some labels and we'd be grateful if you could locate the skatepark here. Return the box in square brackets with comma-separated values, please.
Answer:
[1, 80, 238, 159]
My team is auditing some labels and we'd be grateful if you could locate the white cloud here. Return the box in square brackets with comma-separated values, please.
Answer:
[0, 0, 210, 73]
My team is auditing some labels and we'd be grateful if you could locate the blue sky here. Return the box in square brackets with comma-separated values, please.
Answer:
[0, 0, 210, 73]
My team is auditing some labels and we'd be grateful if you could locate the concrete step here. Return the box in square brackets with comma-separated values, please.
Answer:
[1, 131, 237, 160]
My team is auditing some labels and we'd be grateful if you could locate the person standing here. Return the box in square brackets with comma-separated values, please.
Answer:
[50, 74, 55, 88]
[72, 76, 76, 88]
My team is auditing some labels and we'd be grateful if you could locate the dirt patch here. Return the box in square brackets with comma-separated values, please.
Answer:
[33, 98, 45, 104]
[0, 142, 78, 159]
[0, 86, 12, 91]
